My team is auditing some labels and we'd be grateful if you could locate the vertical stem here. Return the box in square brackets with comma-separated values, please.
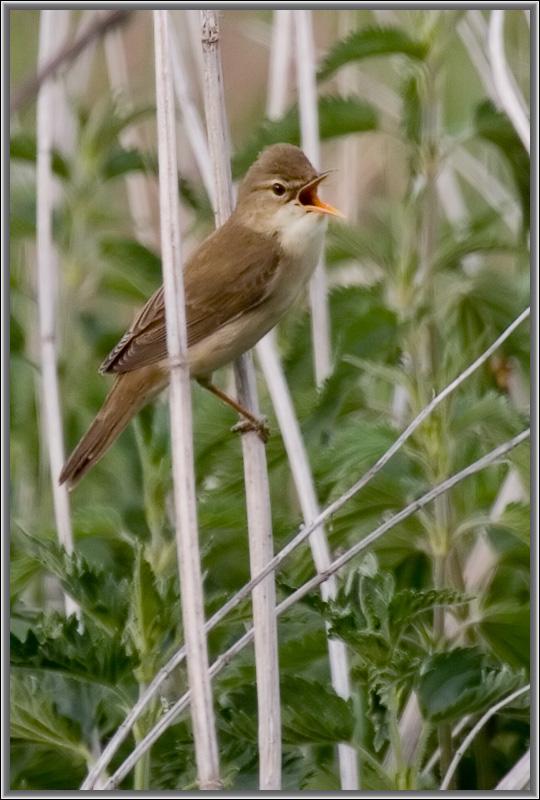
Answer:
[235, 356, 282, 789]
[36, 9, 77, 617]
[257, 332, 359, 790]
[133, 685, 151, 791]
[416, 58, 456, 786]
[267, 10, 292, 120]
[153, 11, 221, 789]
[103, 17, 157, 248]
[294, 9, 332, 383]
[199, 10, 281, 789]
[388, 692, 407, 782]
[474, 727, 494, 790]
[293, 9, 359, 789]
[169, 21, 215, 206]
[488, 10, 530, 153]
[438, 723, 455, 788]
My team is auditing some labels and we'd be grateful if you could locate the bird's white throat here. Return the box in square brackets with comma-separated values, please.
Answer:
[274, 202, 328, 265]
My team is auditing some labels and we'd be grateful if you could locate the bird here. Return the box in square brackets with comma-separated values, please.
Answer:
[59, 143, 342, 488]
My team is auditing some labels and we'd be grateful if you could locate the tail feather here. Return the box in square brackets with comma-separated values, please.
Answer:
[60, 365, 168, 489]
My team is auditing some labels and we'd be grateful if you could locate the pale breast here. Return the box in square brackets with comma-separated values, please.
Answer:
[265, 206, 328, 310]
[188, 212, 327, 378]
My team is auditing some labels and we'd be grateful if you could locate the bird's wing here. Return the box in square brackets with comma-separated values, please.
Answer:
[100, 222, 282, 374]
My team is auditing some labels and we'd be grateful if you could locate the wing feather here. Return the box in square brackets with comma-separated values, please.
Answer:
[101, 221, 282, 374]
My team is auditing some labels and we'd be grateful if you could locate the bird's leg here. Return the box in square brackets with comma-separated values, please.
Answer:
[196, 378, 270, 443]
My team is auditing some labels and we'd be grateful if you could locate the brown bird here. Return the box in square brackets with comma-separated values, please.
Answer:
[59, 144, 342, 488]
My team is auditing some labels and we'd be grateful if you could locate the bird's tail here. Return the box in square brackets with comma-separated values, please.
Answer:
[59, 365, 168, 489]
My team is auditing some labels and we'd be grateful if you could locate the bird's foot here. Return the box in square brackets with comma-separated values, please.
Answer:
[231, 416, 270, 444]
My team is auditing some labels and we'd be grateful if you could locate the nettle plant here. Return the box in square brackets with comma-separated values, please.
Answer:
[10, 10, 529, 791]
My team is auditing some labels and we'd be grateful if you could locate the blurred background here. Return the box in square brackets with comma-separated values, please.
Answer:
[10, 9, 530, 791]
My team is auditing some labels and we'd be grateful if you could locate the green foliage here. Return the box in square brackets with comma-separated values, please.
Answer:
[320, 556, 467, 742]
[233, 96, 378, 177]
[11, 132, 71, 178]
[11, 675, 91, 789]
[281, 677, 355, 744]
[473, 100, 530, 229]
[10, 9, 529, 792]
[11, 673, 90, 757]
[317, 25, 429, 81]
[416, 649, 524, 723]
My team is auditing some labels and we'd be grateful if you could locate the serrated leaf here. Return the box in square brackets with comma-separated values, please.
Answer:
[389, 587, 469, 638]
[10, 674, 90, 761]
[318, 26, 429, 81]
[10, 547, 42, 600]
[451, 391, 524, 440]
[416, 648, 525, 722]
[367, 687, 390, 753]
[233, 96, 377, 177]
[218, 683, 258, 743]
[126, 546, 170, 669]
[15, 531, 130, 629]
[432, 224, 523, 274]
[10, 613, 135, 687]
[281, 677, 354, 744]
[359, 570, 395, 639]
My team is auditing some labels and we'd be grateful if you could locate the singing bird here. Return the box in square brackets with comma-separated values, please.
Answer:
[60, 144, 342, 488]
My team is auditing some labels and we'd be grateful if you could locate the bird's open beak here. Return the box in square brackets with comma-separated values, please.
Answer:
[296, 171, 344, 218]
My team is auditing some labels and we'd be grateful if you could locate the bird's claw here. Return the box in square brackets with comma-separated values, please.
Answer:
[231, 416, 270, 444]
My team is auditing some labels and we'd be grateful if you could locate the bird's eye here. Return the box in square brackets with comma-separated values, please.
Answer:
[272, 182, 286, 196]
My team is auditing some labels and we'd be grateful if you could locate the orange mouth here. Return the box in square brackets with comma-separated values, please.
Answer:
[296, 172, 344, 218]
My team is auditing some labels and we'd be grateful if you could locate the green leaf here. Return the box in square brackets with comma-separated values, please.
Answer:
[10, 674, 90, 761]
[11, 132, 70, 178]
[451, 391, 524, 441]
[416, 648, 524, 722]
[233, 96, 378, 177]
[492, 502, 530, 546]
[77, 101, 155, 162]
[179, 176, 214, 219]
[326, 220, 393, 269]
[389, 587, 469, 638]
[474, 100, 530, 230]
[479, 605, 530, 670]
[10, 613, 135, 688]
[359, 569, 395, 639]
[218, 684, 259, 743]
[10, 195, 37, 238]
[10, 742, 88, 790]
[99, 237, 161, 299]
[126, 546, 171, 669]
[281, 676, 354, 744]
[15, 531, 131, 629]
[318, 26, 429, 81]
[278, 630, 329, 671]
[432, 221, 524, 274]
[102, 147, 154, 180]
[401, 72, 423, 144]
